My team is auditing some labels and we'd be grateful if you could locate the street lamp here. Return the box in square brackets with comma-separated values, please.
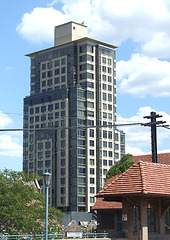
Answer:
[43, 171, 51, 240]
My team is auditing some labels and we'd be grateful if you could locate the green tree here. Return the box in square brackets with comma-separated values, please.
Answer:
[0, 169, 63, 234]
[106, 154, 134, 180]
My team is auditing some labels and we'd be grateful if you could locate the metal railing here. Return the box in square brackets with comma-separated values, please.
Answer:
[83, 231, 108, 238]
[0, 232, 65, 240]
[0, 231, 109, 240]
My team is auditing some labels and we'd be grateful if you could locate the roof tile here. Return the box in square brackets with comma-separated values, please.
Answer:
[98, 161, 170, 197]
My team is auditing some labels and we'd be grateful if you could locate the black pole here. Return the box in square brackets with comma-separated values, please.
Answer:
[150, 112, 157, 163]
[143, 111, 165, 163]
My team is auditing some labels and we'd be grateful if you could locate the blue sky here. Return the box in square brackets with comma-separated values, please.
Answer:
[1, 0, 170, 171]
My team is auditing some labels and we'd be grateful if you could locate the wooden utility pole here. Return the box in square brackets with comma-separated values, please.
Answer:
[142, 112, 166, 163]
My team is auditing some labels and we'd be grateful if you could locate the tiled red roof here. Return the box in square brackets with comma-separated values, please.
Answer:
[92, 175, 122, 210]
[97, 161, 170, 198]
[93, 153, 170, 210]
[132, 152, 170, 165]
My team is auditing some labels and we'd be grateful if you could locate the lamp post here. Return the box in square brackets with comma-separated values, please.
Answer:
[43, 171, 51, 240]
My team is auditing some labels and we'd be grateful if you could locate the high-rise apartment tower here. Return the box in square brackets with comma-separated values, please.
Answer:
[23, 21, 125, 212]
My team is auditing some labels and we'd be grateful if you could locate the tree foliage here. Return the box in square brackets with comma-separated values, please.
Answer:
[106, 154, 134, 180]
[0, 169, 63, 234]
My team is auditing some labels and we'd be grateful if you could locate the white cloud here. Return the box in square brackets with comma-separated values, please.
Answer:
[16, 7, 68, 44]
[0, 135, 22, 158]
[0, 112, 13, 128]
[0, 112, 22, 158]
[47, 0, 59, 7]
[5, 66, 13, 71]
[141, 33, 170, 58]
[117, 54, 170, 97]
[118, 107, 170, 155]
[16, 0, 170, 54]
[126, 145, 146, 156]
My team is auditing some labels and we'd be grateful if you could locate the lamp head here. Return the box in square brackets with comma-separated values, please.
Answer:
[43, 171, 51, 187]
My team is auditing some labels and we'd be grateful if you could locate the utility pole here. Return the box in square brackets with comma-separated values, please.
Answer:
[142, 112, 166, 163]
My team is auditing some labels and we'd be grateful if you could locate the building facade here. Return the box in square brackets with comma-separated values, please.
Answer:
[23, 21, 125, 212]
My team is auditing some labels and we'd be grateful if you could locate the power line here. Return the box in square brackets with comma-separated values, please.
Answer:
[0, 122, 144, 132]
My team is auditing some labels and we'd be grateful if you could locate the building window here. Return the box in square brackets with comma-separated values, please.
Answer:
[90, 159, 94, 165]
[90, 197, 95, 203]
[78, 197, 85, 203]
[55, 77, 60, 84]
[108, 67, 112, 74]
[102, 75, 106, 81]
[87, 91, 94, 99]
[38, 152, 43, 159]
[45, 151, 50, 158]
[90, 187, 95, 194]
[108, 76, 112, 82]
[103, 130, 107, 138]
[108, 131, 112, 139]
[103, 159, 107, 166]
[90, 129, 94, 137]
[90, 178, 95, 184]
[61, 178, 65, 185]
[61, 168, 65, 175]
[103, 93, 107, 101]
[108, 104, 112, 110]
[78, 168, 85, 175]
[55, 103, 59, 109]
[90, 149, 94, 156]
[108, 59, 112, 65]
[103, 103, 107, 110]
[45, 160, 51, 167]
[38, 161, 43, 168]
[55, 112, 59, 118]
[41, 106, 46, 112]
[88, 111, 94, 117]
[108, 85, 112, 91]
[42, 63, 46, 70]
[61, 187, 65, 194]
[54, 59, 60, 67]
[42, 72, 46, 78]
[109, 151, 113, 157]
[103, 112, 107, 119]
[30, 117, 34, 124]
[103, 150, 107, 157]
[121, 135, 125, 144]
[102, 57, 106, 64]
[90, 168, 94, 174]
[108, 94, 112, 102]
[48, 113, 53, 120]
[109, 160, 113, 166]
[115, 133, 119, 141]
[115, 144, 119, 150]
[61, 111, 65, 118]
[61, 159, 65, 166]
[38, 143, 43, 150]
[90, 140, 94, 146]
[78, 187, 86, 194]
[102, 66, 106, 72]
[115, 152, 119, 159]
[61, 58, 65, 65]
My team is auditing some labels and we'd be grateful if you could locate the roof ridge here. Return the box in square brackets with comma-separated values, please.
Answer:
[138, 160, 170, 167]
[138, 161, 147, 194]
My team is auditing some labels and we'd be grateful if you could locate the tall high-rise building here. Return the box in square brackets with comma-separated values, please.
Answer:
[23, 21, 125, 212]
